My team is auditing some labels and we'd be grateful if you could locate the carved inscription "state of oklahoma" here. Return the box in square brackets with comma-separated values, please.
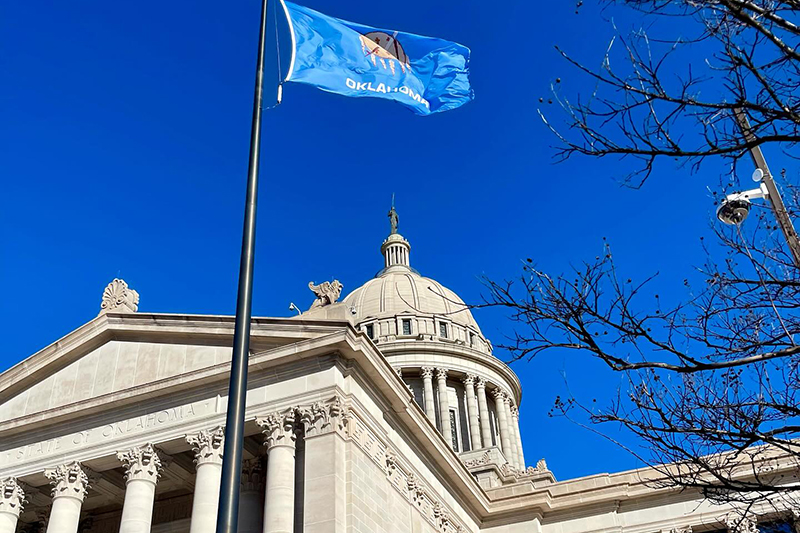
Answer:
[0, 399, 215, 467]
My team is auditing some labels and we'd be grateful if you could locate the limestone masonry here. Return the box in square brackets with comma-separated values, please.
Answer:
[1, 215, 797, 533]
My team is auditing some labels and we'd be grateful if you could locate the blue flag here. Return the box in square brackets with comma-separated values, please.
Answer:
[278, 1, 474, 115]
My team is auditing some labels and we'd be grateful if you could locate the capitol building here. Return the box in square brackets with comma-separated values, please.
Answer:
[0, 213, 796, 533]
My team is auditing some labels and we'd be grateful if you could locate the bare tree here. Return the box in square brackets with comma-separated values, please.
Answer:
[486, 0, 800, 515]
[544, 0, 800, 185]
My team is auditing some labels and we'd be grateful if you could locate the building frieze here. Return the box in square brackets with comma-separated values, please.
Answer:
[346, 404, 472, 533]
[0, 398, 215, 473]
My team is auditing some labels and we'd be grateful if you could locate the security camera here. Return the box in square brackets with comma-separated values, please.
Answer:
[716, 184, 768, 225]
[716, 198, 751, 225]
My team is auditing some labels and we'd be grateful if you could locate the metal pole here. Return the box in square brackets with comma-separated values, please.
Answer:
[734, 108, 800, 267]
[216, 1, 269, 532]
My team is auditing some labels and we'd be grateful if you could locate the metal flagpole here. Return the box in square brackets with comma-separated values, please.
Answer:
[734, 108, 800, 267]
[216, 1, 269, 532]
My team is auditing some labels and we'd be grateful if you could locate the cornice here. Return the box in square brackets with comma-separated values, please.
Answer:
[0, 313, 352, 405]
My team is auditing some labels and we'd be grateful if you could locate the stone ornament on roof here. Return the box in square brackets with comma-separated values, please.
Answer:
[307, 280, 343, 310]
[99, 278, 139, 315]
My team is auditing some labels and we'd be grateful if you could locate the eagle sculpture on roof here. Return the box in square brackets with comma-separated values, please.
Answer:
[308, 280, 343, 310]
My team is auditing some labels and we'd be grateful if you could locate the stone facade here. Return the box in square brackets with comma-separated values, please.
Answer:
[2, 222, 799, 533]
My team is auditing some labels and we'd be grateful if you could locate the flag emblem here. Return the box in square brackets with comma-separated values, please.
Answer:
[359, 32, 411, 75]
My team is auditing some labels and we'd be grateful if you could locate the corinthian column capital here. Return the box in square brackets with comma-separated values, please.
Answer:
[724, 514, 758, 533]
[475, 377, 487, 389]
[490, 388, 506, 402]
[420, 367, 434, 379]
[44, 462, 90, 501]
[256, 408, 298, 450]
[435, 368, 448, 381]
[186, 427, 225, 467]
[117, 443, 164, 484]
[298, 396, 351, 438]
[0, 477, 26, 517]
[462, 373, 477, 386]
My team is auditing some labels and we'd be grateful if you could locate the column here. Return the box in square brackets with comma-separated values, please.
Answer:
[420, 367, 436, 423]
[462, 374, 482, 451]
[510, 405, 526, 470]
[186, 427, 225, 533]
[492, 389, 513, 461]
[117, 444, 163, 533]
[475, 378, 492, 448]
[501, 393, 519, 468]
[0, 478, 25, 533]
[502, 394, 520, 468]
[44, 462, 89, 533]
[239, 459, 265, 533]
[257, 408, 298, 533]
[436, 368, 452, 448]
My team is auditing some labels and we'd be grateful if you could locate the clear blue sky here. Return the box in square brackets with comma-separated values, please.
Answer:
[2, 1, 793, 481]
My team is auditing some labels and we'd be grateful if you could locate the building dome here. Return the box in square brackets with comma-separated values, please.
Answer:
[341, 219, 491, 354]
[299, 205, 523, 466]
[344, 270, 482, 334]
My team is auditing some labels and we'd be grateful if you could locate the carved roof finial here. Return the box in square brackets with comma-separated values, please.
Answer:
[99, 278, 139, 315]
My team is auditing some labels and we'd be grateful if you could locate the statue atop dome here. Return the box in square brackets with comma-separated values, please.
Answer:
[388, 195, 399, 235]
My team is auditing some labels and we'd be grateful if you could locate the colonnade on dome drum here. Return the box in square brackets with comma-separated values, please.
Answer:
[396, 366, 525, 471]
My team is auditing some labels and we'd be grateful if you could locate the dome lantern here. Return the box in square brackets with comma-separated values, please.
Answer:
[381, 234, 411, 271]
[381, 202, 411, 272]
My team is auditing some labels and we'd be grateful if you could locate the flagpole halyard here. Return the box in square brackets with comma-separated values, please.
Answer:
[215, 1, 269, 532]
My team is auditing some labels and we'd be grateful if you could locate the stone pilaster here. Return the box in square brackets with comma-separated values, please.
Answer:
[510, 405, 525, 469]
[239, 459, 265, 533]
[257, 408, 299, 533]
[186, 428, 225, 533]
[475, 378, 492, 448]
[25, 507, 49, 533]
[299, 396, 349, 533]
[435, 368, 453, 449]
[0, 478, 25, 533]
[462, 374, 482, 451]
[44, 462, 89, 533]
[117, 444, 163, 533]
[420, 367, 437, 423]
